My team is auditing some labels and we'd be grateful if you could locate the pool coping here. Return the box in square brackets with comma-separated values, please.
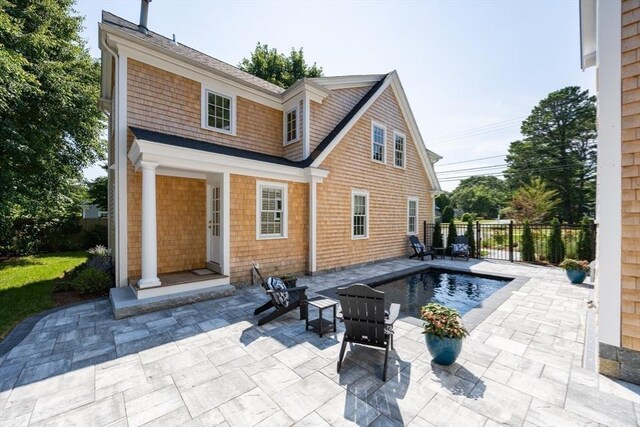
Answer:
[317, 263, 529, 331]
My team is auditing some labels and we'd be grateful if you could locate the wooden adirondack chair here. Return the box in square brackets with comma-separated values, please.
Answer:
[451, 236, 470, 261]
[251, 261, 308, 326]
[408, 235, 435, 261]
[337, 284, 400, 381]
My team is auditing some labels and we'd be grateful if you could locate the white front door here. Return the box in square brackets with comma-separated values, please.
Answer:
[209, 185, 222, 271]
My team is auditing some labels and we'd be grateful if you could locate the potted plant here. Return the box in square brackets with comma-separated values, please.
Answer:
[559, 259, 590, 284]
[420, 303, 468, 365]
[279, 273, 297, 288]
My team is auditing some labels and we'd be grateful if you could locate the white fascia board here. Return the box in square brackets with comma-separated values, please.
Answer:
[388, 73, 442, 192]
[130, 139, 309, 183]
[310, 74, 393, 167]
[309, 75, 387, 90]
[282, 80, 330, 103]
[580, 0, 597, 70]
[103, 31, 284, 110]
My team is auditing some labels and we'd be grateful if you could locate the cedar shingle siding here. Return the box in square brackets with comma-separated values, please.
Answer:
[316, 86, 433, 270]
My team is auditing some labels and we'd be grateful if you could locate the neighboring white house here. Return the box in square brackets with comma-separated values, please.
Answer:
[80, 204, 108, 219]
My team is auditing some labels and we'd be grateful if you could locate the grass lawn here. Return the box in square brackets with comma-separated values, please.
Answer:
[0, 251, 88, 341]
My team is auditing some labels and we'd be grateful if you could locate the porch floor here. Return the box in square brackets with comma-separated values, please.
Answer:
[129, 269, 227, 289]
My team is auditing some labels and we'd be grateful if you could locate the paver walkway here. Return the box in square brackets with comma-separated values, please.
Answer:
[1, 259, 639, 426]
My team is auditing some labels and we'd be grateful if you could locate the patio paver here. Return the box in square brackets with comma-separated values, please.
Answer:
[0, 258, 639, 426]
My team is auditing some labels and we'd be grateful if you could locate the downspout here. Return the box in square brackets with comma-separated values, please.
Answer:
[101, 33, 122, 285]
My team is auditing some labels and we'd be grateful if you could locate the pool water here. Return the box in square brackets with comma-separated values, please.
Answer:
[373, 269, 510, 318]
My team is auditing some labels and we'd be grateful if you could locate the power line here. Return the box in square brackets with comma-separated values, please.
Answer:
[437, 163, 589, 182]
[435, 154, 507, 167]
[437, 163, 507, 174]
[429, 122, 524, 147]
[428, 116, 526, 141]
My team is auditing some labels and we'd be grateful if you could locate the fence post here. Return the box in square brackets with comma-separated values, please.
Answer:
[476, 221, 481, 258]
[423, 220, 427, 247]
[509, 220, 514, 262]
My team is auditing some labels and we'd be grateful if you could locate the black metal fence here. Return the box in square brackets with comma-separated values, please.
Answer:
[423, 221, 596, 263]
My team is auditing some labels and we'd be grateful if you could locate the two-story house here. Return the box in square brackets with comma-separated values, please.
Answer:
[99, 10, 441, 313]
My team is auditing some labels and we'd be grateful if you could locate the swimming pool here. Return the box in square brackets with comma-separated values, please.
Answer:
[372, 269, 511, 318]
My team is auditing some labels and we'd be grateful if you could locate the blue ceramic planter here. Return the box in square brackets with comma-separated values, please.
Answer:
[425, 334, 463, 365]
[565, 269, 587, 284]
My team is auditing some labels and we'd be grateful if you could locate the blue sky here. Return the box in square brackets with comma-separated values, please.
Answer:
[78, 0, 595, 191]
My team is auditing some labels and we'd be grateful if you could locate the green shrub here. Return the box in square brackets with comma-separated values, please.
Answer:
[520, 221, 535, 262]
[446, 221, 457, 255]
[83, 224, 108, 249]
[71, 266, 113, 295]
[465, 220, 476, 257]
[461, 213, 474, 223]
[577, 216, 594, 261]
[546, 218, 565, 264]
[432, 221, 444, 248]
[442, 206, 454, 224]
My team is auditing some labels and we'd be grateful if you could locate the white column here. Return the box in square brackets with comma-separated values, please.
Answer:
[138, 161, 161, 288]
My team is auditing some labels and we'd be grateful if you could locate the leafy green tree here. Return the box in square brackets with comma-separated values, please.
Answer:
[465, 220, 476, 257]
[432, 221, 444, 248]
[506, 178, 558, 223]
[442, 206, 454, 224]
[520, 220, 535, 262]
[446, 221, 457, 255]
[505, 87, 596, 223]
[577, 216, 594, 261]
[0, 1, 104, 251]
[88, 175, 108, 210]
[449, 176, 508, 219]
[435, 192, 451, 211]
[546, 218, 565, 264]
[239, 43, 323, 88]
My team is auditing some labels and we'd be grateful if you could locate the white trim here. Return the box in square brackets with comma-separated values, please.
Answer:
[407, 197, 419, 235]
[116, 51, 128, 287]
[129, 139, 310, 183]
[222, 172, 231, 276]
[303, 96, 311, 159]
[371, 121, 387, 164]
[309, 176, 319, 273]
[102, 30, 284, 109]
[281, 79, 330, 103]
[308, 75, 386, 90]
[201, 87, 236, 136]
[283, 105, 300, 145]
[594, 0, 621, 348]
[580, 0, 597, 70]
[256, 181, 289, 240]
[393, 130, 407, 169]
[351, 189, 369, 240]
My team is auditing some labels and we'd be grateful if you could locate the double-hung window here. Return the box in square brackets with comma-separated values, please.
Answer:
[203, 88, 235, 134]
[352, 190, 369, 239]
[407, 197, 418, 235]
[394, 131, 406, 168]
[257, 182, 288, 239]
[285, 107, 299, 144]
[371, 122, 386, 163]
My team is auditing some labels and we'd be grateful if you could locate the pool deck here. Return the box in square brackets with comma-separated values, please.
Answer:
[1, 258, 639, 426]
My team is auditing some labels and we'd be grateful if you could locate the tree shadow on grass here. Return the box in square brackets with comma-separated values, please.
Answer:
[0, 279, 58, 340]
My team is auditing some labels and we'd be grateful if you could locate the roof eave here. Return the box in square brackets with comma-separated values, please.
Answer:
[99, 21, 284, 100]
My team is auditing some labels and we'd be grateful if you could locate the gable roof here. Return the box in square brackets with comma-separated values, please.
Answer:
[309, 71, 441, 191]
[101, 11, 284, 96]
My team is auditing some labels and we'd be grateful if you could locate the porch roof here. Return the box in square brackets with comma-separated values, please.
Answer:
[129, 127, 305, 168]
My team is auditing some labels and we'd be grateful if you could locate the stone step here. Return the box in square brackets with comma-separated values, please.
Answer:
[109, 284, 236, 319]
